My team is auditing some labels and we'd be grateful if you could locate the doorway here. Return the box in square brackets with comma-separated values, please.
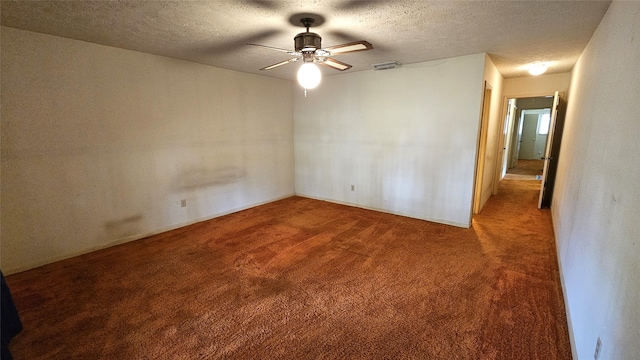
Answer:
[502, 96, 553, 181]
[495, 93, 566, 208]
[472, 83, 492, 214]
[518, 109, 551, 160]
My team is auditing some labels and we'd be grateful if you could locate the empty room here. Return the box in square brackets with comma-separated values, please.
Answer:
[1, 1, 638, 359]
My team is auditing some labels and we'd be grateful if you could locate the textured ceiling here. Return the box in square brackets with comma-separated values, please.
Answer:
[1, 0, 612, 80]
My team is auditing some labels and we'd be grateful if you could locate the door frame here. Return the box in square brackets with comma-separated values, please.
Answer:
[538, 91, 566, 208]
[492, 91, 559, 195]
[472, 82, 493, 214]
[519, 108, 551, 160]
[496, 98, 517, 182]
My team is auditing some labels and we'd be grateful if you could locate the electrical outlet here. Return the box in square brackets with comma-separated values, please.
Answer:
[181, 199, 187, 207]
[351, 185, 355, 191]
[594, 337, 602, 360]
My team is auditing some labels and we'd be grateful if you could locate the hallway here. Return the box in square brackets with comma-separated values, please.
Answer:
[473, 178, 569, 357]
[504, 159, 544, 180]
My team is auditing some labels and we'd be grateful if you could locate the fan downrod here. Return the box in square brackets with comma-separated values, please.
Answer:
[300, 17, 315, 31]
[294, 17, 321, 53]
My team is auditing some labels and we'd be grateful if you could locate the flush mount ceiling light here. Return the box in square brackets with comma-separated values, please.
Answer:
[528, 62, 548, 76]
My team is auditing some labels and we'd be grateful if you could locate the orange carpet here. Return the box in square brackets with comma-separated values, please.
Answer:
[6, 180, 571, 359]
[508, 159, 544, 176]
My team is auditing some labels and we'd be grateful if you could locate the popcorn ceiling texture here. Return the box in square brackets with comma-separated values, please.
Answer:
[1, 0, 610, 79]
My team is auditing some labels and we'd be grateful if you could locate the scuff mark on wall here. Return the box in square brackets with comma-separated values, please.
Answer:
[177, 166, 246, 190]
[104, 214, 144, 239]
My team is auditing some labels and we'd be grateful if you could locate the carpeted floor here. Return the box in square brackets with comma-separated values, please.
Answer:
[504, 159, 544, 180]
[6, 180, 571, 359]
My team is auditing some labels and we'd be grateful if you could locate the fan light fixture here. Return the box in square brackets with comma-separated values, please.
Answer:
[528, 63, 548, 76]
[249, 16, 374, 96]
[297, 62, 321, 89]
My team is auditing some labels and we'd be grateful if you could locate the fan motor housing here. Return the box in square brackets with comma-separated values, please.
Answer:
[295, 32, 322, 52]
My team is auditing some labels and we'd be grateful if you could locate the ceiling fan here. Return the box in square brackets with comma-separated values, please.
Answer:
[247, 17, 373, 75]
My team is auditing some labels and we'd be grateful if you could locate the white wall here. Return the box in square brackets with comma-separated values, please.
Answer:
[552, 2, 640, 359]
[1, 28, 295, 273]
[294, 54, 486, 227]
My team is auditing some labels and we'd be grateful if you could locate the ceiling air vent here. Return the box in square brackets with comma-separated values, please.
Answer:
[372, 61, 400, 70]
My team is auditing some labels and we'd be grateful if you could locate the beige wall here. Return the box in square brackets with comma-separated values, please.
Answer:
[294, 54, 486, 227]
[552, 1, 640, 359]
[1, 27, 295, 273]
[503, 72, 571, 98]
[474, 54, 504, 213]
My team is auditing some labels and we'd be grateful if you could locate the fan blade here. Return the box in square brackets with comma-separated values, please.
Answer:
[247, 43, 299, 56]
[320, 57, 352, 71]
[260, 58, 299, 70]
[324, 41, 373, 55]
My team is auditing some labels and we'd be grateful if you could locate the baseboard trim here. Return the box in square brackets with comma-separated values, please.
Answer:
[550, 208, 578, 360]
[294, 193, 470, 228]
[4, 193, 295, 275]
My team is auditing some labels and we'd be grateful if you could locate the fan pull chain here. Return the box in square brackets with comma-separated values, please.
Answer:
[304, 88, 308, 97]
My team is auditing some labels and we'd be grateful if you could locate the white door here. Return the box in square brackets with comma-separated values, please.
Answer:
[519, 113, 539, 159]
[538, 91, 560, 208]
[500, 99, 517, 180]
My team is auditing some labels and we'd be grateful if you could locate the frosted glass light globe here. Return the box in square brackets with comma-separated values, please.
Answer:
[528, 63, 548, 76]
[297, 63, 321, 89]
